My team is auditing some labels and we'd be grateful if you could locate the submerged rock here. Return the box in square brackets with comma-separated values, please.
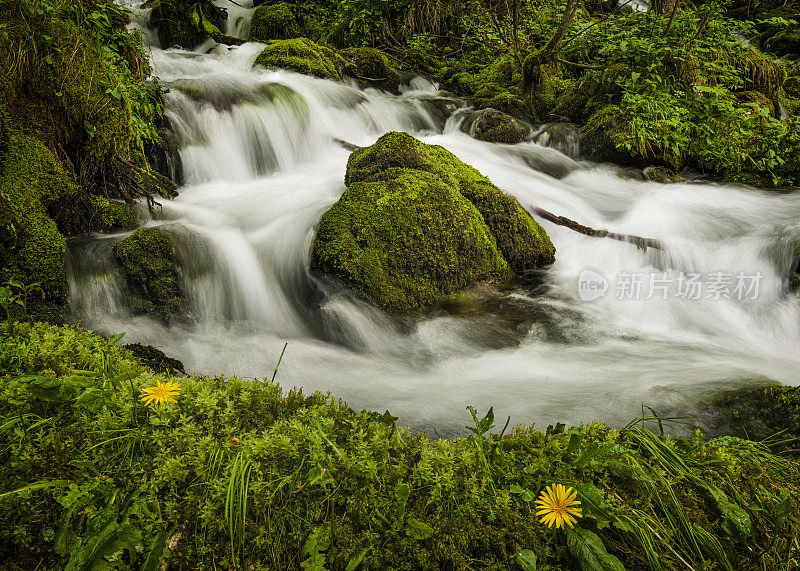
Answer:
[253, 38, 342, 81]
[113, 228, 187, 320]
[311, 132, 555, 311]
[530, 122, 581, 159]
[643, 166, 685, 184]
[460, 108, 532, 144]
[339, 47, 401, 92]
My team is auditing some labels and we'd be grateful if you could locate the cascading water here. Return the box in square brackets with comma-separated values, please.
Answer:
[72, 0, 800, 434]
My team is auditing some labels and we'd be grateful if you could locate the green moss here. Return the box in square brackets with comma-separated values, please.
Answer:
[580, 105, 636, 164]
[112, 228, 186, 320]
[736, 90, 777, 116]
[148, 0, 225, 49]
[90, 196, 139, 230]
[460, 108, 532, 144]
[249, 2, 299, 42]
[339, 47, 401, 92]
[253, 38, 341, 80]
[312, 132, 554, 311]
[703, 383, 800, 454]
[763, 26, 800, 59]
[0, 117, 73, 300]
[1, 322, 799, 569]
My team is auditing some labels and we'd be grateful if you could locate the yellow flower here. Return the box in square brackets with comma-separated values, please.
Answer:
[140, 380, 181, 408]
[535, 484, 582, 529]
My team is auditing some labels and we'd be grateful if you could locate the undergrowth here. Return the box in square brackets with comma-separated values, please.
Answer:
[0, 322, 798, 569]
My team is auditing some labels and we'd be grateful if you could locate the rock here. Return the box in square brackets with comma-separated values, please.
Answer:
[253, 38, 342, 81]
[460, 108, 532, 144]
[113, 228, 187, 320]
[580, 105, 636, 164]
[339, 47, 401, 92]
[249, 2, 299, 42]
[736, 90, 777, 116]
[147, 0, 226, 50]
[311, 132, 555, 311]
[530, 122, 581, 159]
[643, 166, 685, 184]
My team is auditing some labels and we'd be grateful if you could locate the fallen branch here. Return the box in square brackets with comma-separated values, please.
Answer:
[334, 138, 360, 151]
[529, 206, 663, 251]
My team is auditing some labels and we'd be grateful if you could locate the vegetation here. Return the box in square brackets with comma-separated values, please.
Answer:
[0, 0, 174, 307]
[0, 322, 798, 569]
[311, 132, 554, 311]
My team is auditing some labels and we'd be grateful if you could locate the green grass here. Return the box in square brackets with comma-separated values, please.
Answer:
[0, 322, 798, 569]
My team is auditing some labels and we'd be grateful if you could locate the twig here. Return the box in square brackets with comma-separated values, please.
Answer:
[529, 206, 663, 250]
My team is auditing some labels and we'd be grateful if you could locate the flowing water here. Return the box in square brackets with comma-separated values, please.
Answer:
[71, 1, 800, 434]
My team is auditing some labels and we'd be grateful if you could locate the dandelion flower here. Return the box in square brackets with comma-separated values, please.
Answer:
[535, 484, 582, 529]
[140, 380, 181, 407]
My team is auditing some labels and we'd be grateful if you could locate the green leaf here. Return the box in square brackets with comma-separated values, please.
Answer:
[516, 549, 537, 570]
[705, 487, 751, 538]
[510, 484, 526, 494]
[74, 388, 106, 413]
[108, 332, 126, 345]
[569, 483, 613, 528]
[566, 527, 625, 571]
[345, 549, 368, 570]
[405, 519, 434, 540]
[141, 530, 169, 571]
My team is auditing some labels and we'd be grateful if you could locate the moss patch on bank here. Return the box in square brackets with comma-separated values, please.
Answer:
[0, 323, 799, 569]
[311, 132, 554, 311]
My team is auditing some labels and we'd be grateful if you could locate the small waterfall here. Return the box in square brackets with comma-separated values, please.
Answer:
[75, 9, 800, 433]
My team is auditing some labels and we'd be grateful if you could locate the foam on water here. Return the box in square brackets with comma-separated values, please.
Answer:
[72, 8, 800, 433]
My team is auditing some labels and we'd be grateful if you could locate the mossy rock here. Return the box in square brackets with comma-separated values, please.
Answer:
[249, 2, 299, 42]
[643, 166, 684, 184]
[779, 75, 800, 116]
[311, 132, 555, 311]
[339, 47, 401, 92]
[253, 38, 341, 80]
[112, 228, 187, 320]
[736, 90, 777, 116]
[0, 117, 72, 300]
[763, 26, 800, 59]
[580, 105, 635, 164]
[460, 108, 531, 144]
[702, 383, 800, 454]
[148, 0, 225, 49]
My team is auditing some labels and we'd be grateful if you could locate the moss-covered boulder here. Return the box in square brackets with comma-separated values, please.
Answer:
[0, 120, 73, 300]
[311, 132, 555, 311]
[253, 38, 341, 80]
[460, 108, 531, 144]
[249, 2, 299, 42]
[147, 0, 226, 49]
[339, 47, 401, 92]
[580, 105, 636, 164]
[113, 228, 186, 320]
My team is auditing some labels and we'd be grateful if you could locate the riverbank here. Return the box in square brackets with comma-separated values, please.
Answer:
[1, 322, 798, 569]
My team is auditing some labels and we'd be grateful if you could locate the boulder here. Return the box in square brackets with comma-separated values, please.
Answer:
[147, 0, 226, 50]
[113, 228, 187, 320]
[249, 2, 299, 42]
[253, 38, 342, 81]
[339, 47, 401, 92]
[311, 132, 555, 311]
[460, 108, 531, 144]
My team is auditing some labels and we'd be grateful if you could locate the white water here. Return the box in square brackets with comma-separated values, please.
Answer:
[73, 2, 800, 434]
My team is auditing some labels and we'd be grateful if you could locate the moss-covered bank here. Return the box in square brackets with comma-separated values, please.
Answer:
[0, 0, 175, 309]
[0, 323, 798, 569]
[311, 132, 555, 311]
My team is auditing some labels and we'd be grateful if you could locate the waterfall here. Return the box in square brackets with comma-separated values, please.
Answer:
[71, 6, 800, 434]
